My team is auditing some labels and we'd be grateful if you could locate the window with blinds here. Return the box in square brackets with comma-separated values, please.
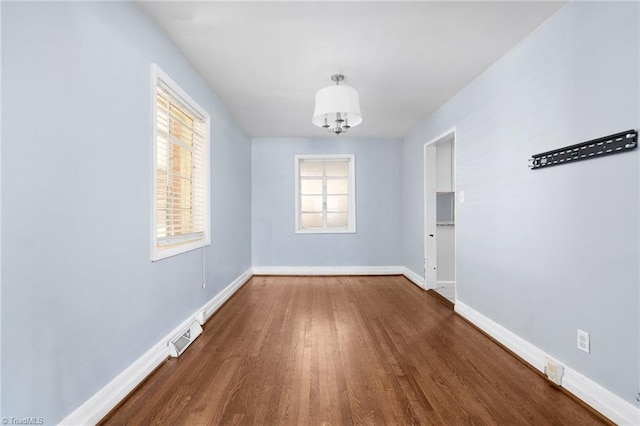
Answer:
[152, 65, 210, 261]
[295, 155, 356, 233]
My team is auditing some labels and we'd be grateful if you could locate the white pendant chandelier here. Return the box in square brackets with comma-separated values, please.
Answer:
[312, 74, 362, 135]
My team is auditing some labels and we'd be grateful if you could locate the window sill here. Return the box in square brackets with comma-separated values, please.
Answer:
[295, 228, 356, 235]
[151, 238, 210, 261]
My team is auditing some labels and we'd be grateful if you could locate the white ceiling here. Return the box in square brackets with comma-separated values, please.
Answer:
[140, 1, 565, 138]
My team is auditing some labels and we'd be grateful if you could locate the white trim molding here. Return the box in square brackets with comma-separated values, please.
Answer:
[252, 267, 429, 293]
[59, 268, 253, 426]
[151, 63, 211, 262]
[423, 127, 456, 291]
[201, 269, 252, 319]
[455, 301, 640, 426]
[252, 266, 403, 276]
[402, 267, 425, 288]
[562, 370, 640, 426]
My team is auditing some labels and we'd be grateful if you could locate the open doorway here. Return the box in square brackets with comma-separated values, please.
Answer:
[424, 130, 456, 304]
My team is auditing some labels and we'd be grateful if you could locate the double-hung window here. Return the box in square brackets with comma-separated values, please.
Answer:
[152, 64, 210, 261]
[295, 155, 356, 233]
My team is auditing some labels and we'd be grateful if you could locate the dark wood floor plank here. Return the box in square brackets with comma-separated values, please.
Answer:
[101, 275, 610, 425]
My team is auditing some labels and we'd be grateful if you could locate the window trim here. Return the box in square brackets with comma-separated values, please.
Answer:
[294, 154, 356, 234]
[151, 64, 211, 261]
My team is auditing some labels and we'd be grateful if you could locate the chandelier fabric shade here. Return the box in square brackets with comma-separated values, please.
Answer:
[312, 74, 362, 135]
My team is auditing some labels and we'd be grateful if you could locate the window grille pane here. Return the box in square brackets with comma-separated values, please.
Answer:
[327, 213, 349, 228]
[327, 195, 348, 212]
[300, 160, 324, 177]
[325, 160, 349, 177]
[301, 213, 323, 228]
[301, 179, 323, 194]
[326, 179, 348, 194]
[301, 195, 323, 212]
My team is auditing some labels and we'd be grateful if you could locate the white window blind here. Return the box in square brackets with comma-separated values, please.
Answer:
[295, 155, 356, 233]
[152, 65, 210, 260]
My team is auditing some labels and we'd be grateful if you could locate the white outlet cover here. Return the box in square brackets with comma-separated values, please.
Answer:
[577, 329, 590, 353]
[459, 191, 465, 203]
[545, 358, 564, 385]
[197, 310, 207, 326]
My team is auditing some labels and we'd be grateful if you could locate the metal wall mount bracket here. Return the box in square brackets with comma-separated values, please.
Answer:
[529, 130, 637, 170]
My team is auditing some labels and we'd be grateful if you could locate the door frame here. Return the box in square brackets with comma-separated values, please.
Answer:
[423, 127, 456, 290]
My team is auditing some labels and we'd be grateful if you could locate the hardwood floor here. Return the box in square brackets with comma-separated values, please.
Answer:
[101, 276, 609, 425]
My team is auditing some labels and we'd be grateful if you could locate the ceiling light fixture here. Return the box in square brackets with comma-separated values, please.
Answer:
[312, 74, 362, 135]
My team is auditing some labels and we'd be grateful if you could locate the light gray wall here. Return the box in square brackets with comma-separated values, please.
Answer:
[403, 2, 639, 404]
[252, 138, 402, 267]
[0, 2, 4, 419]
[1, 2, 251, 423]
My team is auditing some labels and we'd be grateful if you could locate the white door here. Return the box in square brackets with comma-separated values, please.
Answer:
[424, 145, 437, 289]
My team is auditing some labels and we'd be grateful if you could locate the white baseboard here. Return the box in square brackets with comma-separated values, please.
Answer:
[62, 271, 637, 425]
[251, 266, 430, 295]
[454, 301, 546, 371]
[562, 368, 640, 426]
[455, 301, 640, 426]
[252, 265, 404, 276]
[58, 333, 171, 426]
[201, 269, 253, 320]
[401, 267, 425, 288]
[59, 268, 253, 426]
[250, 267, 429, 295]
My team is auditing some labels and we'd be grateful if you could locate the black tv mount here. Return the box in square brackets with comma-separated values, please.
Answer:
[529, 130, 637, 170]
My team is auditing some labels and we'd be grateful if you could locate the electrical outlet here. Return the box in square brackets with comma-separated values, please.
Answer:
[545, 358, 564, 385]
[459, 191, 465, 203]
[196, 310, 207, 326]
[577, 329, 590, 353]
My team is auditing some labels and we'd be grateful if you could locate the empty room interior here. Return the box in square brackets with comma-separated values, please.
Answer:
[1, 1, 639, 425]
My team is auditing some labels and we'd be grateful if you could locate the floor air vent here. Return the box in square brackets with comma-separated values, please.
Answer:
[168, 321, 203, 358]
